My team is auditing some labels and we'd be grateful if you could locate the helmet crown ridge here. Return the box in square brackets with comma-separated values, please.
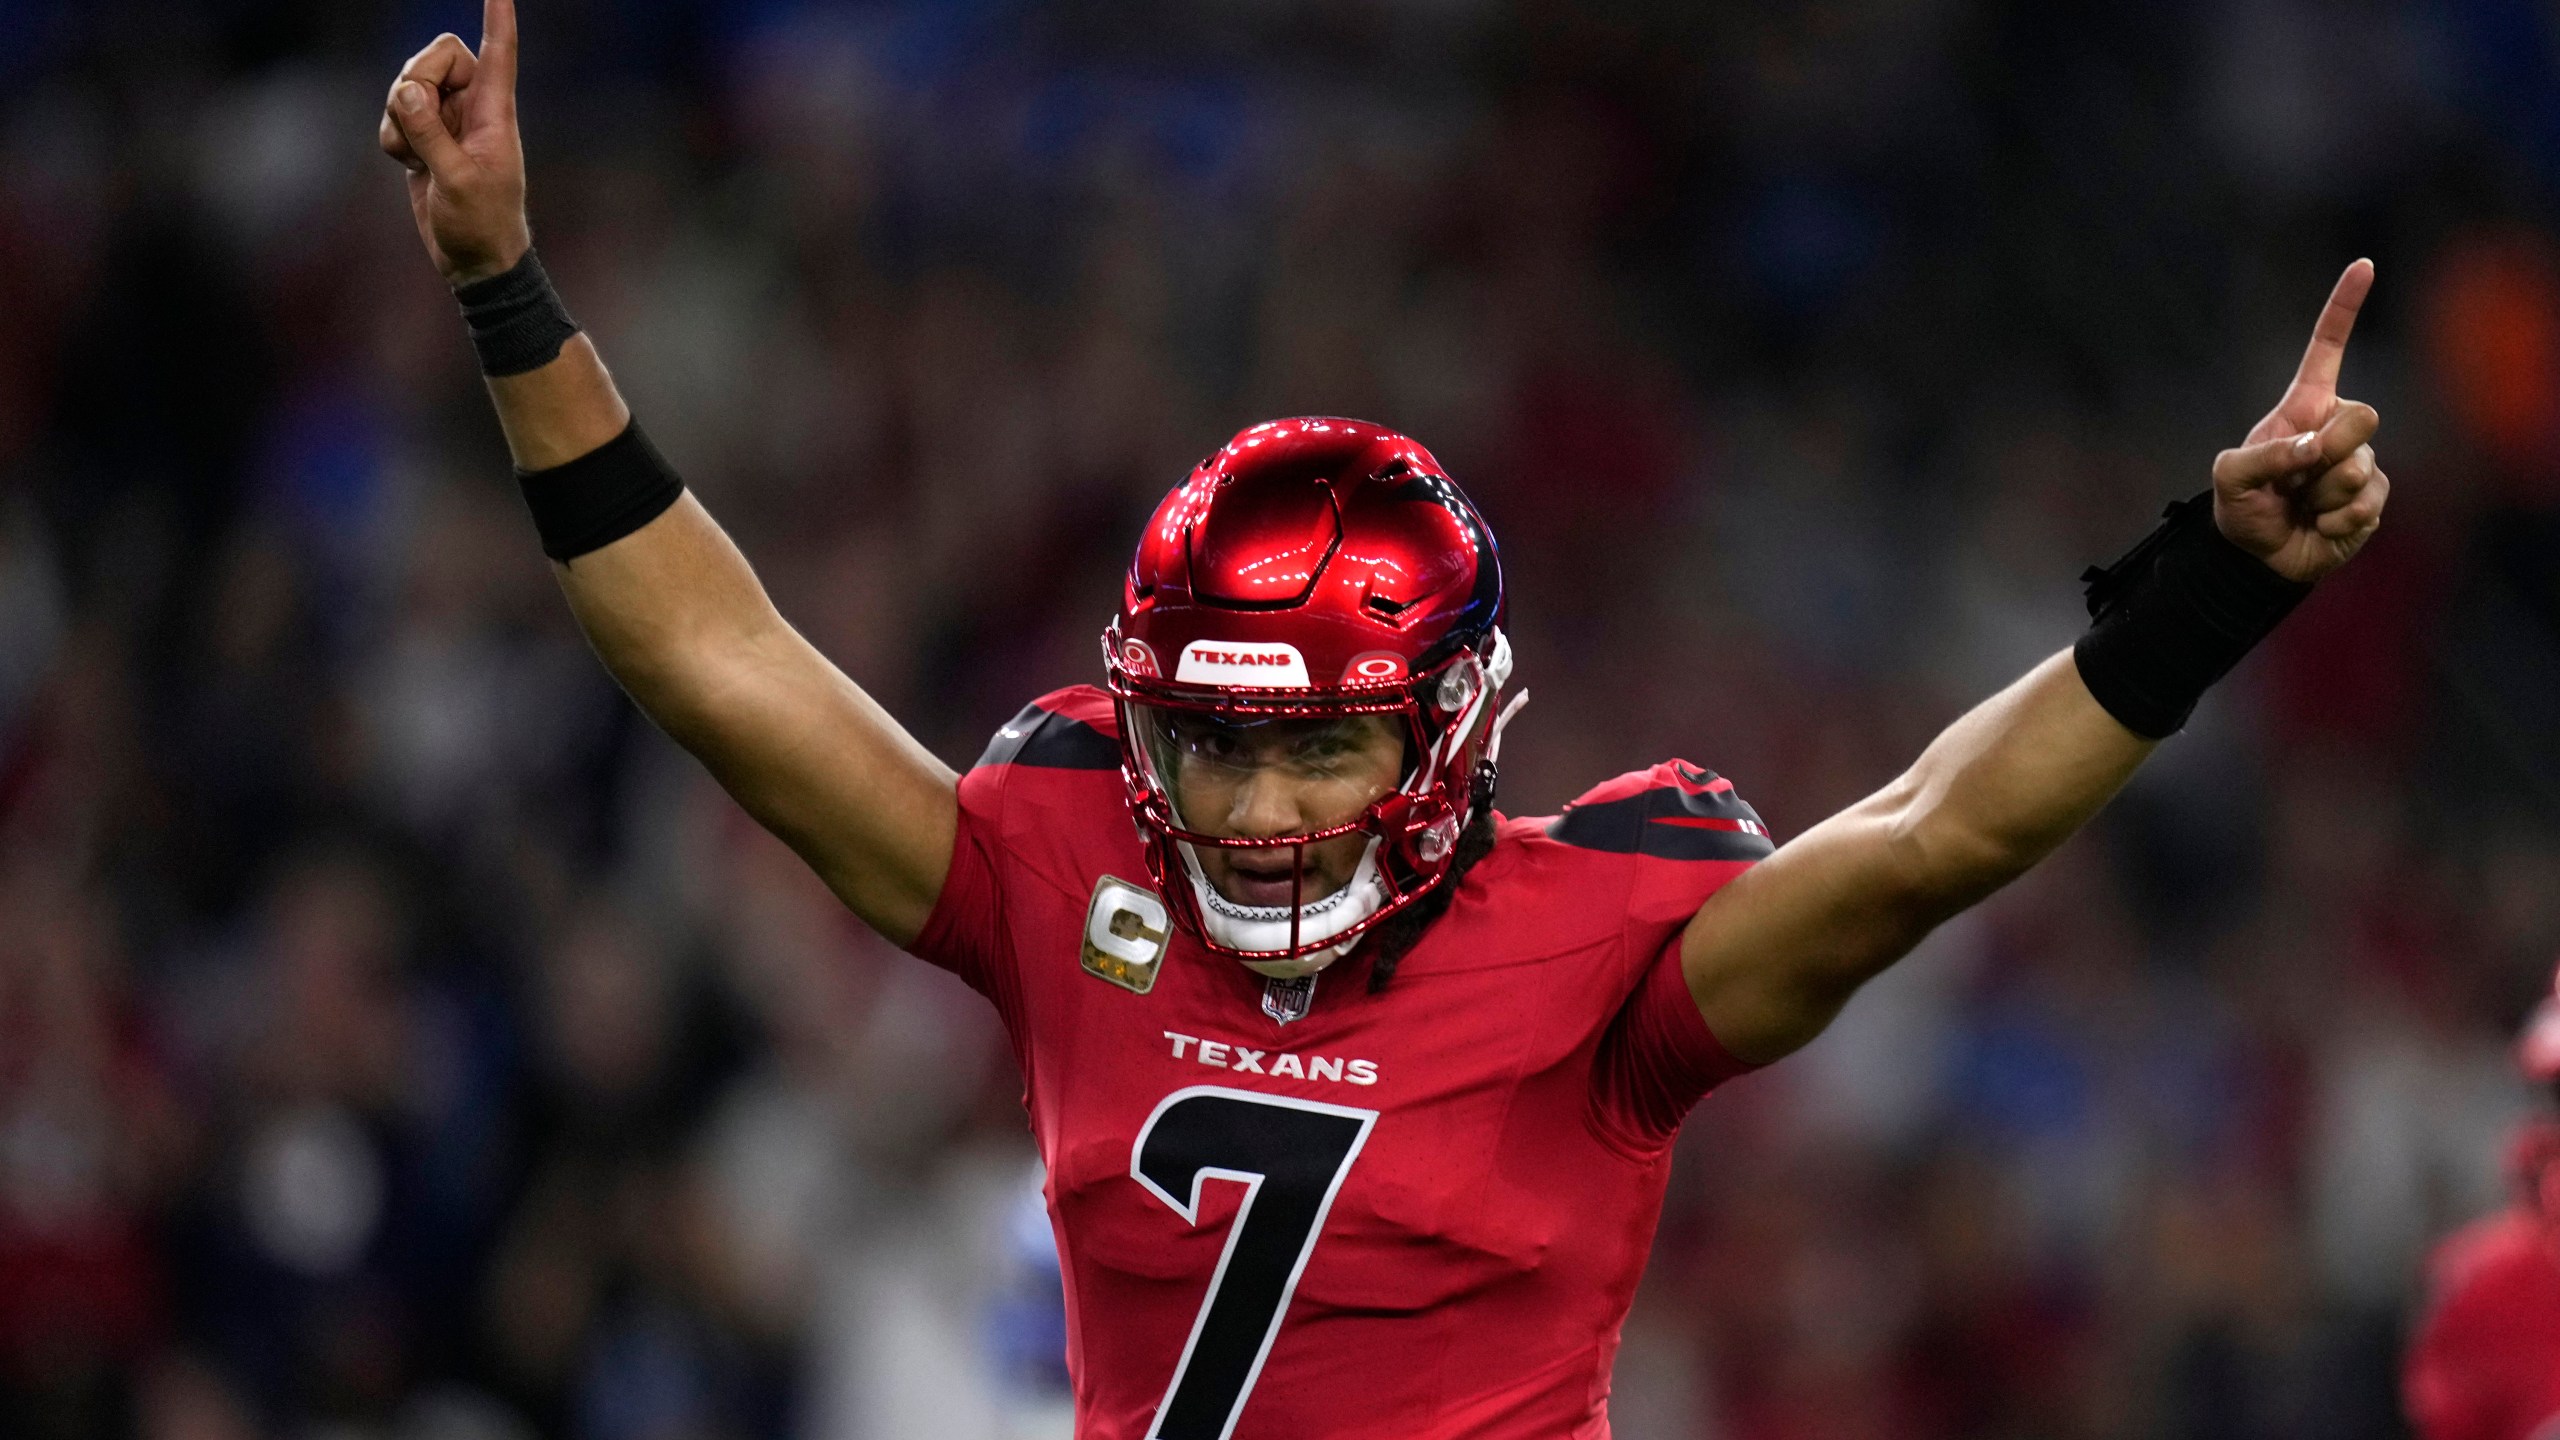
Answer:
[1185, 466, 1340, 607]
[1122, 417, 1502, 690]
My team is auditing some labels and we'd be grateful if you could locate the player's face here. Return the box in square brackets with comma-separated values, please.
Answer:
[1142, 710, 1406, 908]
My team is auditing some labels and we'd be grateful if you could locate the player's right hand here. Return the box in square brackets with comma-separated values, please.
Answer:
[378, 0, 531, 286]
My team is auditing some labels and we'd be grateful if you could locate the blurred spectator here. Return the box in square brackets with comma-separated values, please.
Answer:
[2403, 972, 2560, 1440]
[0, 1, 2555, 1436]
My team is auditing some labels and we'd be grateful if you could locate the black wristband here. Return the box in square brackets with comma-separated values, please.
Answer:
[518, 421, 684, 561]
[2071, 491, 2311, 739]
[455, 250, 581, 377]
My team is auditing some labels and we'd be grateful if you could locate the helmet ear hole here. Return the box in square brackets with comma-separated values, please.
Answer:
[1435, 661, 1480, 713]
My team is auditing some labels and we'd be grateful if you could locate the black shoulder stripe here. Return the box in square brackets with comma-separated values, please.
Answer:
[975, 702, 1122, 771]
[1661, 769, 1763, 824]
[1546, 790, 1775, 862]
[1635, 821, 1775, 863]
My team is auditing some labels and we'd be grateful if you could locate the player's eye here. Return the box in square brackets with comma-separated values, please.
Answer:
[1284, 732, 1358, 771]
[1155, 714, 1392, 785]
[1167, 720, 1248, 766]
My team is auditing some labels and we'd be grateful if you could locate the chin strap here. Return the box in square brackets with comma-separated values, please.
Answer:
[1487, 688, 1530, 768]
[1178, 838, 1386, 977]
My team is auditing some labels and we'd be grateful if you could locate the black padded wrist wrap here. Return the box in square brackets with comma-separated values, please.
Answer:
[2072, 491, 2311, 739]
[518, 421, 684, 561]
[454, 250, 580, 377]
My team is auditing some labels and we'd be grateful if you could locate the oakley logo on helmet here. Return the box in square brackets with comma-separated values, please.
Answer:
[1119, 638, 1160, 678]
[1176, 641, 1311, 688]
[1343, 652, 1407, 684]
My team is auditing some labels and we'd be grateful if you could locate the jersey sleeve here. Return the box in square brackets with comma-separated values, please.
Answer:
[1589, 936, 1758, 1151]
[1546, 759, 1774, 937]
[1558, 759, 1774, 1150]
[905, 686, 1127, 1025]
[906, 761, 1024, 1019]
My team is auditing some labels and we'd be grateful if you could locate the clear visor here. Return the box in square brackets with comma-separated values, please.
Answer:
[1130, 705, 1411, 839]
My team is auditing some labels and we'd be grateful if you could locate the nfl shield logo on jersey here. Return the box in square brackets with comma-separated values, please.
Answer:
[1082, 876, 1170, 994]
[1262, 974, 1316, 1024]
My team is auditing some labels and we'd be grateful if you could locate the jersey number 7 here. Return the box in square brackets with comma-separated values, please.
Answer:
[1131, 1086, 1379, 1440]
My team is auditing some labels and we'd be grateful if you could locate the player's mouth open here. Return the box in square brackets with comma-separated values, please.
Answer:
[1220, 854, 1309, 908]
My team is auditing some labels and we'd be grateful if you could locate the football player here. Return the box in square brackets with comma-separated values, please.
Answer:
[2404, 968, 2560, 1440]
[379, 5, 2393, 1435]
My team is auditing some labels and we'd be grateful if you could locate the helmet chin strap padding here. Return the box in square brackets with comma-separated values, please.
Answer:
[1178, 838, 1389, 976]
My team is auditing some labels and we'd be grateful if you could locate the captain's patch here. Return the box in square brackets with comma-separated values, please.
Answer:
[1083, 876, 1171, 994]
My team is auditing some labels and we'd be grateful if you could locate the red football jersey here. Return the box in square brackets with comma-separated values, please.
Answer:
[910, 686, 1771, 1440]
[2406, 1206, 2560, 1440]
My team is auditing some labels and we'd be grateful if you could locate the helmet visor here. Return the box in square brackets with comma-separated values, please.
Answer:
[1130, 705, 1410, 841]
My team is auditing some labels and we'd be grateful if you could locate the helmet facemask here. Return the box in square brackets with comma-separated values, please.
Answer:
[1107, 630, 1517, 977]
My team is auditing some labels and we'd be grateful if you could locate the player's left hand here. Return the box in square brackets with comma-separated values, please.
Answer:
[2209, 258, 2389, 583]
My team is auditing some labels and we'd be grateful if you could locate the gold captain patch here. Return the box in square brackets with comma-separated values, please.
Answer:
[1082, 875, 1170, 994]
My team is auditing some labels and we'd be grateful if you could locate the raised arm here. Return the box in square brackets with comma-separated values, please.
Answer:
[1685, 261, 2389, 1064]
[378, 0, 956, 943]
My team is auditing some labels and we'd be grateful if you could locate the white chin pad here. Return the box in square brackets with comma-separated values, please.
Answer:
[1181, 839, 1387, 977]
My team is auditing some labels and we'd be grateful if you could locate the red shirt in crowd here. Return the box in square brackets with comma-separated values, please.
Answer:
[2406, 1125, 2560, 1440]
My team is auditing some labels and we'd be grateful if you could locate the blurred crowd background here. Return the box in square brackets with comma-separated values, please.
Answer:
[4, 0, 2560, 1437]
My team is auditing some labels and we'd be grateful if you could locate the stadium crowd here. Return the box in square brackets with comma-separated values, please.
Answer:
[3, 0, 2559, 1436]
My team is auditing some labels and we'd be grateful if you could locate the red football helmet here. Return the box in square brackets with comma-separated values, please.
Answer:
[2523, 960, 2560, 1085]
[1103, 418, 1516, 975]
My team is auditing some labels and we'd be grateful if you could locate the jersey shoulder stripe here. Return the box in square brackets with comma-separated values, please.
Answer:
[974, 686, 1122, 771]
[1545, 760, 1775, 862]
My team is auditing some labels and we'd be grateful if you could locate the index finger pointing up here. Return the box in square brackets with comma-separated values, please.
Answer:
[479, 0, 519, 96]
[2291, 258, 2375, 396]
